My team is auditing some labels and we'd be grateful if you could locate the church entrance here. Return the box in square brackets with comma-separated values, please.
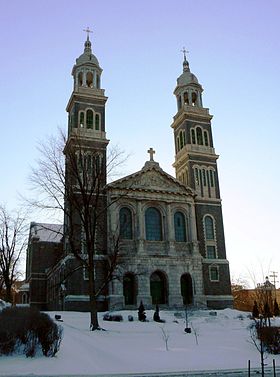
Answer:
[150, 271, 167, 304]
[123, 273, 136, 305]
[181, 273, 193, 305]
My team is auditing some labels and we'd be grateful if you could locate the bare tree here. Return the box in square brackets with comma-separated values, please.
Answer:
[27, 129, 127, 330]
[160, 326, 170, 351]
[0, 206, 26, 303]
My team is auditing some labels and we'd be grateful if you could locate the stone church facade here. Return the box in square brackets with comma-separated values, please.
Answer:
[25, 36, 233, 311]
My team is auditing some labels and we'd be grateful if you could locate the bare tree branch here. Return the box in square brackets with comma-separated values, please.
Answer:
[0, 205, 27, 303]
[26, 128, 129, 330]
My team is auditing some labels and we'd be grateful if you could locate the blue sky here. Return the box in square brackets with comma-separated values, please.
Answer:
[0, 0, 279, 285]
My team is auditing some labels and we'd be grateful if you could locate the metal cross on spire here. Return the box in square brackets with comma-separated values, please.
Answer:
[147, 147, 155, 161]
[83, 27, 93, 40]
[181, 47, 189, 61]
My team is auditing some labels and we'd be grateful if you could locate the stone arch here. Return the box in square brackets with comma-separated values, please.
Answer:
[150, 270, 168, 305]
[78, 71, 83, 86]
[22, 292, 28, 304]
[86, 71, 93, 88]
[181, 273, 193, 305]
[123, 272, 137, 305]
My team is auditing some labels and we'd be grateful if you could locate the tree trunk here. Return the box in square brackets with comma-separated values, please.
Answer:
[88, 262, 99, 330]
[5, 282, 13, 304]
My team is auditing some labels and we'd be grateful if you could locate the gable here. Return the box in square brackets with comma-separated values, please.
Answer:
[108, 163, 194, 197]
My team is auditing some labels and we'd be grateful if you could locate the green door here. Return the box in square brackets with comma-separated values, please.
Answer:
[150, 272, 166, 304]
[181, 273, 193, 305]
[123, 274, 135, 305]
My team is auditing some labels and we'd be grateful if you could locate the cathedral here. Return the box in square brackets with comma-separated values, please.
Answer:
[24, 35, 233, 311]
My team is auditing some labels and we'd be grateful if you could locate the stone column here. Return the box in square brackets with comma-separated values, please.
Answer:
[137, 273, 152, 308]
[136, 200, 144, 254]
[197, 91, 202, 107]
[108, 279, 124, 310]
[166, 203, 175, 255]
[192, 257, 206, 307]
[168, 267, 184, 308]
[82, 70, 86, 87]
[188, 91, 192, 106]
[189, 203, 198, 244]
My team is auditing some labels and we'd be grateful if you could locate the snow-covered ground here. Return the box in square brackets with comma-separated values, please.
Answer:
[0, 308, 279, 376]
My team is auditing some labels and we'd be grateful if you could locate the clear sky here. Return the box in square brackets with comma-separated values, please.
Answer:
[0, 0, 279, 286]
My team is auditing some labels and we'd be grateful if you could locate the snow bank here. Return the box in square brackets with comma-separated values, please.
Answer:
[0, 308, 279, 376]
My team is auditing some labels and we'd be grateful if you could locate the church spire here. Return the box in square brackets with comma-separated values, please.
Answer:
[83, 27, 93, 54]
[181, 47, 190, 72]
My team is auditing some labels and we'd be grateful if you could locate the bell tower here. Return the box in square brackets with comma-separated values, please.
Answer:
[65, 30, 109, 185]
[171, 50, 232, 308]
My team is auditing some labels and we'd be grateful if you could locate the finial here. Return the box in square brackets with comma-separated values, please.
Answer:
[147, 147, 155, 162]
[181, 47, 190, 72]
[83, 27, 93, 41]
[181, 47, 189, 62]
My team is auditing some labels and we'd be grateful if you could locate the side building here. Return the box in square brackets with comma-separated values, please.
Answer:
[25, 222, 63, 310]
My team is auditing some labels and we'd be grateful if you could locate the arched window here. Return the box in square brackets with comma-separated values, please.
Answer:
[95, 154, 102, 175]
[196, 127, 203, 145]
[204, 131, 209, 146]
[202, 169, 207, 186]
[78, 72, 83, 86]
[145, 207, 162, 241]
[86, 72, 93, 88]
[86, 109, 93, 129]
[204, 215, 217, 258]
[179, 131, 184, 149]
[183, 92, 189, 105]
[86, 154, 92, 173]
[209, 265, 219, 281]
[120, 207, 132, 239]
[204, 216, 214, 240]
[191, 129, 196, 144]
[194, 168, 200, 186]
[96, 74, 100, 89]
[192, 92, 197, 106]
[95, 114, 100, 131]
[79, 112, 84, 127]
[174, 211, 186, 242]
[209, 170, 215, 187]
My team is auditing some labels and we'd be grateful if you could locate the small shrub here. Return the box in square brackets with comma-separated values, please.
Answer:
[103, 313, 123, 322]
[274, 299, 280, 317]
[0, 307, 63, 357]
[252, 301, 259, 319]
[153, 304, 165, 323]
[257, 326, 280, 354]
[0, 330, 16, 355]
[138, 301, 146, 322]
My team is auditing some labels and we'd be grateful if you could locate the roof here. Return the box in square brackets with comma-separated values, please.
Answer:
[29, 222, 63, 243]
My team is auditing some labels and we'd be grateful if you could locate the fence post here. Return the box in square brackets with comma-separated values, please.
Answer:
[273, 359, 276, 377]
[248, 359, 250, 377]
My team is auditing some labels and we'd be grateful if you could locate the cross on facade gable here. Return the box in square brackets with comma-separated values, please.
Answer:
[83, 27, 93, 39]
[147, 147, 155, 161]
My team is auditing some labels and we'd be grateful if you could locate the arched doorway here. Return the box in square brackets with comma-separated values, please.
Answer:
[150, 271, 167, 304]
[123, 273, 136, 305]
[181, 273, 193, 305]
